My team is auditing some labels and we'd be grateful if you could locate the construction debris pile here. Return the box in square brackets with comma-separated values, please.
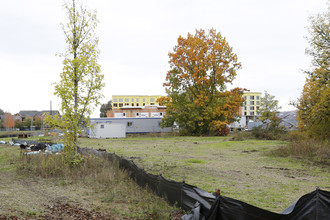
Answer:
[11, 139, 64, 155]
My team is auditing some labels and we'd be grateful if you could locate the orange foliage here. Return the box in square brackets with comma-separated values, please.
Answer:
[2, 113, 14, 129]
[161, 29, 244, 135]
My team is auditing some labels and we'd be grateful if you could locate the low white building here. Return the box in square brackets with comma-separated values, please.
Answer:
[88, 117, 172, 138]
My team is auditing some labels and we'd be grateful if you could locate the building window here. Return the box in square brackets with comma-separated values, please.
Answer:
[113, 103, 118, 107]
[244, 101, 247, 105]
[160, 112, 163, 116]
[150, 98, 155, 102]
[119, 98, 123, 102]
[244, 112, 247, 115]
[136, 103, 139, 106]
[123, 113, 126, 116]
[100, 124, 104, 129]
[244, 96, 247, 100]
[250, 101, 254, 105]
[143, 103, 145, 106]
[125, 103, 129, 106]
[250, 106, 254, 110]
[250, 96, 254, 100]
[136, 112, 140, 117]
[113, 98, 118, 102]
[127, 122, 133, 127]
[136, 98, 139, 102]
[256, 101, 260, 105]
[131, 98, 134, 102]
[119, 103, 123, 107]
[143, 98, 146, 102]
[256, 96, 260, 100]
[132, 103, 134, 106]
[250, 111, 254, 115]
[150, 103, 155, 105]
[244, 106, 247, 110]
[124, 98, 128, 102]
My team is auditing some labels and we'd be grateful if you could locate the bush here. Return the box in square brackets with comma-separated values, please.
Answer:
[285, 130, 309, 142]
[251, 126, 286, 140]
[231, 131, 254, 141]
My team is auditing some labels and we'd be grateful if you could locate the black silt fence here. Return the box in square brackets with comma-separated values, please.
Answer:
[77, 147, 330, 220]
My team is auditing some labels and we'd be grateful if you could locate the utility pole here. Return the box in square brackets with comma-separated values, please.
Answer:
[30, 114, 33, 131]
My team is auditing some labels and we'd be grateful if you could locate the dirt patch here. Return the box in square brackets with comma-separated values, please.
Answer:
[262, 166, 290, 171]
[0, 201, 115, 220]
[170, 209, 186, 220]
[41, 202, 114, 220]
[242, 149, 258, 153]
[0, 202, 184, 220]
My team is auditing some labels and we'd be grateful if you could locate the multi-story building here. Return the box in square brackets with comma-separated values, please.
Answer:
[242, 91, 262, 121]
[107, 105, 166, 118]
[112, 95, 162, 109]
[108, 95, 165, 118]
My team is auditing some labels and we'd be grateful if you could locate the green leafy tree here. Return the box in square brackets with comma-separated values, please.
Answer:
[252, 92, 285, 140]
[45, 0, 104, 153]
[14, 120, 23, 130]
[23, 116, 32, 129]
[33, 117, 42, 129]
[100, 100, 112, 117]
[296, 3, 330, 139]
[160, 28, 244, 135]
[257, 91, 282, 122]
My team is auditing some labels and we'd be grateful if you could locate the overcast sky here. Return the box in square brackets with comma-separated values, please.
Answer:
[0, 0, 327, 117]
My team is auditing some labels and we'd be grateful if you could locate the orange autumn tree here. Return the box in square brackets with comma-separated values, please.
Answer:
[2, 113, 14, 129]
[160, 28, 244, 135]
[296, 5, 329, 140]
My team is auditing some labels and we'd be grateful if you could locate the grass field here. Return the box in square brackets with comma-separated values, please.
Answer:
[1, 135, 329, 218]
[78, 136, 330, 212]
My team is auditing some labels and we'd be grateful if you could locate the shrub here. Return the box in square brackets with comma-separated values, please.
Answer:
[251, 126, 286, 140]
[231, 131, 254, 141]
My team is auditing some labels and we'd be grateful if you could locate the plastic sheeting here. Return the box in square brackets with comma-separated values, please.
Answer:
[77, 147, 330, 220]
[183, 188, 330, 220]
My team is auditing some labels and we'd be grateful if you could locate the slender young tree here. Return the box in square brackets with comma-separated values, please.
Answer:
[46, 0, 104, 152]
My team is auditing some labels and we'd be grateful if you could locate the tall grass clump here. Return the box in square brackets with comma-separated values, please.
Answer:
[16, 153, 124, 182]
[269, 131, 329, 166]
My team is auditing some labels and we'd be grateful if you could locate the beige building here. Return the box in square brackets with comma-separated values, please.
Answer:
[108, 95, 166, 118]
[112, 95, 162, 109]
[242, 91, 262, 120]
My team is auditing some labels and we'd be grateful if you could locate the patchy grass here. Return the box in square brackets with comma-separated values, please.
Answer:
[0, 144, 180, 219]
[79, 136, 329, 212]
